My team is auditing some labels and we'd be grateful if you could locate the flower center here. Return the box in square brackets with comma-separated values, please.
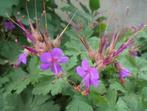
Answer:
[51, 57, 58, 63]
[85, 70, 90, 74]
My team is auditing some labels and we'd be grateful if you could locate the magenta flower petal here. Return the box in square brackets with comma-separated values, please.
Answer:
[90, 68, 99, 87]
[83, 75, 90, 88]
[40, 63, 50, 70]
[115, 62, 131, 80]
[18, 53, 27, 64]
[76, 59, 100, 89]
[17, 49, 29, 65]
[120, 68, 131, 78]
[58, 56, 69, 63]
[50, 64, 62, 75]
[91, 79, 99, 87]
[40, 52, 51, 63]
[90, 68, 99, 79]
[51, 48, 64, 57]
[39, 48, 68, 75]
[82, 59, 90, 70]
[76, 66, 86, 77]
[4, 21, 15, 30]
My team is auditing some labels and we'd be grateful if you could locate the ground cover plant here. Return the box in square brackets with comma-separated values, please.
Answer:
[0, 0, 147, 111]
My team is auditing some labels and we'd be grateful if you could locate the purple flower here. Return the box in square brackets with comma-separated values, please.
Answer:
[119, 67, 131, 79]
[40, 48, 69, 75]
[4, 21, 15, 30]
[115, 62, 131, 80]
[17, 49, 29, 65]
[76, 60, 99, 89]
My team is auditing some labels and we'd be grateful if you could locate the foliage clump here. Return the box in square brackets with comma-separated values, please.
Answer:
[0, 0, 147, 111]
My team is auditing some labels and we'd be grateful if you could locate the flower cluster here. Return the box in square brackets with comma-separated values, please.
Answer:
[80, 33, 134, 69]
[17, 47, 68, 75]
[79, 32, 134, 89]
[12, 16, 70, 76]
[14, 15, 138, 96]
[13, 15, 68, 65]
[16, 19, 62, 55]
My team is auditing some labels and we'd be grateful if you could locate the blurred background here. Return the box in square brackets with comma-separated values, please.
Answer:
[55, 0, 147, 31]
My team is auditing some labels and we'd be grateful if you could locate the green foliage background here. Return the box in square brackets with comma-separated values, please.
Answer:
[0, 0, 147, 111]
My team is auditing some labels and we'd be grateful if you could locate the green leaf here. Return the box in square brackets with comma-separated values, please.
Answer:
[30, 95, 60, 111]
[50, 78, 67, 96]
[90, 80, 106, 94]
[8, 68, 27, 81]
[0, 58, 7, 65]
[79, 2, 90, 14]
[66, 96, 93, 111]
[0, 94, 5, 111]
[142, 87, 147, 108]
[1, 92, 60, 111]
[80, 27, 94, 38]
[0, 41, 21, 63]
[88, 37, 100, 49]
[13, 0, 42, 24]
[88, 91, 107, 105]
[94, 23, 107, 37]
[106, 88, 117, 105]
[0, 76, 10, 88]
[0, 0, 19, 16]
[3, 68, 40, 95]
[123, 94, 145, 111]
[28, 56, 40, 74]
[63, 56, 78, 71]
[4, 77, 30, 95]
[110, 81, 126, 93]
[116, 98, 130, 111]
[32, 78, 67, 96]
[136, 57, 147, 80]
[89, 0, 100, 12]
[138, 30, 147, 39]
[14, 77, 30, 94]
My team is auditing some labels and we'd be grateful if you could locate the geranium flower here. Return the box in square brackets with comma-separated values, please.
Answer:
[40, 48, 68, 75]
[4, 21, 15, 30]
[76, 59, 99, 89]
[119, 67, 131, 79]
[115, 62, 131, 81]
[17, 49, 29, 65]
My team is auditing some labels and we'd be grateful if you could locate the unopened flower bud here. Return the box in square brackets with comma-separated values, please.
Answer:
[88, 49, 96, 60]
[81, 89, 89, 96]
[74, 85, 81, 92]
[53, 36, 62, 48]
